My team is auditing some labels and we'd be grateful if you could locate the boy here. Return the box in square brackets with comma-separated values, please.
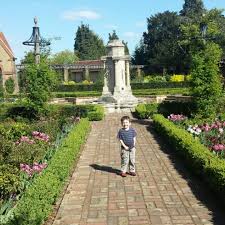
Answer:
[117, 115, 137, 177]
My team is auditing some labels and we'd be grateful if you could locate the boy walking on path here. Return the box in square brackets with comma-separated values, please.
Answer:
[117, 115, 137, 177]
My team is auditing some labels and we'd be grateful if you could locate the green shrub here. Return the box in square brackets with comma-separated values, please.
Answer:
[0, 164, 21, 200]
[131, 81, 190, 89]
[135, 103, 158, 119]
[5, 78, 15, 94]
[170, 74, 185, 82]
[190, 43, 223, 118]
[87, 105, 104, 121]
[158, 101, 195, 117]
[56, 83, 103, 92]
[135, 104, 147, 119]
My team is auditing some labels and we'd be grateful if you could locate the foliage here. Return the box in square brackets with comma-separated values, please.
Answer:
[82, 80, 93, 84]
[143, 11, 184, 74]
[158, 101, 195, 117]
[135, 103, 158, 119]
[179, 0, 206, 21]
[133, 88, 190, 96]
[143, 75, 167, 83]
[4, 78, 15, 94]
[63, 81, 76, 85]
[87, 105, 104, 121]
[0, 164, 21, 200]
[190, 42, 223, 118]
[170, 75, 185, 82]
[49, 50, 79, 65]
[132, 38, 146, 65]
[131, 81, 190, 89]
[74, 24, 106, 60]
[53, 91, 101, 98]
[57, 83, 103, 92]
[21, 61, 57, 116]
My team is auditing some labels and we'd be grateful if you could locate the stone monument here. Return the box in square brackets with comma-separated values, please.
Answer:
[99, 39, 138, 111]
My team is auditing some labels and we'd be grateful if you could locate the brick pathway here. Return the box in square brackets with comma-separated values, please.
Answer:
[52, 114, 225, 225]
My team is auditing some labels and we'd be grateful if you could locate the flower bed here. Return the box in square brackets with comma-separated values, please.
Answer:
[0, 103, 103, 222]
[153, 114, 225, 202]
[0, 118, 90, 224]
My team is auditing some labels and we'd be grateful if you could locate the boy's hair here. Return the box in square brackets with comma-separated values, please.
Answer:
[121, 115, 130, 123]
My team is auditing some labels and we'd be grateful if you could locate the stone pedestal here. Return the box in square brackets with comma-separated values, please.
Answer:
[98, 39, 138, 110]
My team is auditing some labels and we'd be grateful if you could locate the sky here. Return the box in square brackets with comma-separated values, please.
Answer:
[0, 0, 225, 63]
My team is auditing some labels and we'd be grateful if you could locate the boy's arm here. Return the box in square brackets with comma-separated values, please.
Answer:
[119, 139, 129, 150]
[133, 137, 136, 147]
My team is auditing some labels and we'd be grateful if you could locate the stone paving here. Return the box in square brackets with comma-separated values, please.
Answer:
[52, 113, 225, 225]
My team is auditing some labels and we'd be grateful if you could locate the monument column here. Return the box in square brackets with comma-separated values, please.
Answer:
[84, 66, 90, 80]
[125, 60, 131, 90]
[114, 59, 120, 93]
[102, 60, 110, 94]
[64, 67, 69, 82]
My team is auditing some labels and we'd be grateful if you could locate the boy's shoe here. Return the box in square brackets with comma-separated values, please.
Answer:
[129, 172, 136, 176]
[120, 172, 127, 177]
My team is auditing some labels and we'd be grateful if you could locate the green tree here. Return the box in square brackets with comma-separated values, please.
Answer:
[74, 24, 105, 60]
[143, 11, 183, 74]
[190, 42, 223, 118]
[132, 38, 146, 65]
[50, 50, 79, 65]
[22, 61, 57, 115]
[180, 0, 206, 21]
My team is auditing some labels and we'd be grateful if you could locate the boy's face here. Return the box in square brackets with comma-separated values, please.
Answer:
[122, 119, 130, 129]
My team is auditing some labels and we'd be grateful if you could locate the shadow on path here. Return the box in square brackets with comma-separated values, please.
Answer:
[90, 164, 121, 175]
[133, 118, 225, 225]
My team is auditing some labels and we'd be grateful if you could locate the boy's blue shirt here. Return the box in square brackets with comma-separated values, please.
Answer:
[117, 127, 137, 149]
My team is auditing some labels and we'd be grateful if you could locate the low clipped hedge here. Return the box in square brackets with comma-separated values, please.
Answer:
[131, 81, 190, 89]
[53, 91, 101, 97]
[3, 118, 90, 225]
[133, 88, 190, 96]
[57, 84, 103, 92]
[153, 114, 225, 201]
[135, 103, 158, 119]
[87, 105, 104, 121]
[56, 82, 190, 93]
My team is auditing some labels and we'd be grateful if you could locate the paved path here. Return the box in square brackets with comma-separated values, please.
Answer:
[52, 114, 225, 225]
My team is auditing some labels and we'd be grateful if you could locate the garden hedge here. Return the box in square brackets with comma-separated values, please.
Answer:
[153, 114, 225, 202]
[55, 82, 190, 92]
[2, 118, 90, 225]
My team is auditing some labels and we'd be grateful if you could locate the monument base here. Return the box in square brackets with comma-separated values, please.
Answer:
[97, 92, 138, 113]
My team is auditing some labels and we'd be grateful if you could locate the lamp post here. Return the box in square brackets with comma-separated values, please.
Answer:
[23, 17, 50, 64]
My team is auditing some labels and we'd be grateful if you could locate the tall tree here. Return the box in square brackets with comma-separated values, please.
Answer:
[132, 38, 146, 65]
[143, 11, 183, 74]
[180, 0, 206, 21]
[74, 24, 105, 60]
[50, 50, 79, 65]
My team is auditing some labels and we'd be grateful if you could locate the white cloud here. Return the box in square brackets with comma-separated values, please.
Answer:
[135, 21, 145, 28]
[104, 24, 118, 30]
[62, 10, 101, 21]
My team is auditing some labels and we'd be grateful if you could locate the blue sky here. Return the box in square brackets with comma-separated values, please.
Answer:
[0, 0, 224, 62]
